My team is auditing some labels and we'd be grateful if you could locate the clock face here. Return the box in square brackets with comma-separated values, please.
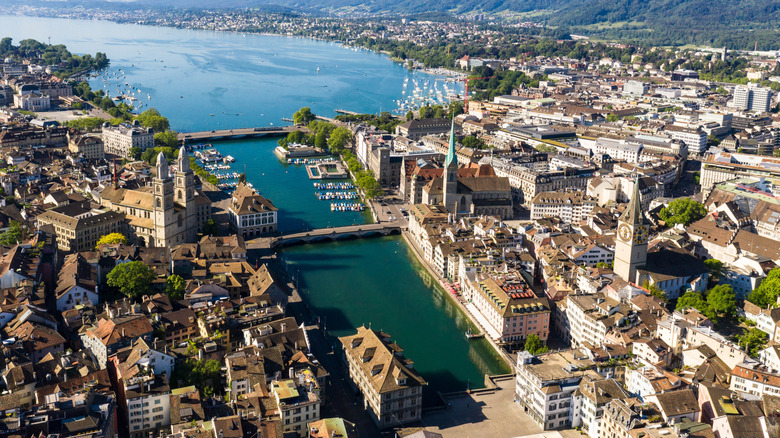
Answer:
[633, 226, 649, 245]
[618, 223, 632, 242]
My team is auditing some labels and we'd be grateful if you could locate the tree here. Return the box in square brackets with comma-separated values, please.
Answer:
[314, 130, 327, 150]
[524, 334, 549, 355]
[165, 274, 186, 300]
[293, 107, 316, 125]
[736, 328, 768, 357]
[129, 147, 143, 160]
[238, 173, 246, 184]
[327, 127, 352, 153]
[748, 267, 780, 308]
[659, 198, 707, 226]
[461, 135, 486, 150]
[95, 232, 128, 249]
[202, 219, 218, 236]
[172, 358, 223, 397]
[106, 261, 156, 300]
[706, 284, 737, 319]
[676, 290, 716, 321]
[406, 111, 414, 121]
[606, 114, 620, 122]
[704, 259, 725, 283]
[0, 221, 24, 245]
[154, 131, 179, 148]
[135, 108, 170, 132]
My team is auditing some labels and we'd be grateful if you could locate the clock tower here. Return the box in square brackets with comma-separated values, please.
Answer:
[614, 178, 649, 283]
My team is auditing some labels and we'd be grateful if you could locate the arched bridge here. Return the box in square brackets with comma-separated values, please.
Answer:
[247, 222, 403, 249]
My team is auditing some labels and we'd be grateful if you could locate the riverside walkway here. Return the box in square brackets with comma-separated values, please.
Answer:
[246, 221, 403, 250]
[178, 125, 301, 142]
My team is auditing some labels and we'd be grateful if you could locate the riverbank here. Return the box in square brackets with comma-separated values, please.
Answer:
[400, 230, 515, 369]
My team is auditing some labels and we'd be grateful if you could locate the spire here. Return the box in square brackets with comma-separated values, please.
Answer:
[156, 151, 169, 180]
[177, 145, 189, 172]
[620, 176, 644, 226]
[445, 119, 457, 168]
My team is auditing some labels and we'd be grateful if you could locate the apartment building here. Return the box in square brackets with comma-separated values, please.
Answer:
[530, 191, 597, 224]
[102, 121, 154, 158]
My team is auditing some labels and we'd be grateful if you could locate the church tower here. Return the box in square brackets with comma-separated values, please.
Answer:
[614, 178, 649, 283]
[152, 151, 174, 247]
[443, 120, 458, 214]
[175, 145, 196, 241]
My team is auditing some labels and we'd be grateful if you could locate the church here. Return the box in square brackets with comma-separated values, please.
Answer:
[614, 179, 708, 299]
[420, 121, 513, 219]
[100, 146, 212, 248]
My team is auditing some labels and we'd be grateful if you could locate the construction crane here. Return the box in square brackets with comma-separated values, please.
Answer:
[459, 76, 494, 113]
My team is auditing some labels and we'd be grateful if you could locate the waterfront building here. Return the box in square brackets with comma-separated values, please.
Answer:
[339, 327, 426, 428]
[461, 273, 550, 347]
[100, 147, 211, 247]
[228, 182, 278, 238]
[101, 121, 154, 158]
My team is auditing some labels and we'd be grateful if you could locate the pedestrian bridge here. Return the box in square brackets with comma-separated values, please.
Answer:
[178, 126, 301, 142]
[246, 222, 403, 249]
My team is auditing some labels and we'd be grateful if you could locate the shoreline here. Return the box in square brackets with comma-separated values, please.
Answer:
[399, 230, 515, 370]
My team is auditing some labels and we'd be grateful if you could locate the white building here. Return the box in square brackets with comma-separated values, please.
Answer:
[124, 374, 171, 438]
[228, 182, 278, 238]
[731, 362, 780, 397]
[734, 84, 773, 113]
[530, 191, 597, 224]
[101, 121, 154, 158]
[271, 375, 321, 437]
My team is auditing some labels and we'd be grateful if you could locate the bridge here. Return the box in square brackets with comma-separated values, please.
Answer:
[246, 222, 403, 250]
[178, 126, 303, 142]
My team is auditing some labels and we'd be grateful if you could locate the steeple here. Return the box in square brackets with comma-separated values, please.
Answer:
[620, 176, 644, 226]
[156, 151, 169, 180]
[177, 145, 190, 173]
[445, 119, 457, 169]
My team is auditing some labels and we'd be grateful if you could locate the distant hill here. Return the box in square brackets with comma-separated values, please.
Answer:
[25, 0, 780, 49]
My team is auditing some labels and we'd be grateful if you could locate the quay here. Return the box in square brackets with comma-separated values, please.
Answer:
[178, 125, 302, 142]
[246, 222, 403, 249]
[334, 108, 360, 115]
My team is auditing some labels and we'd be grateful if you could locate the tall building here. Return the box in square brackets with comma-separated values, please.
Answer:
[734, 85, 773, 113]
[614, 178, 649, 283]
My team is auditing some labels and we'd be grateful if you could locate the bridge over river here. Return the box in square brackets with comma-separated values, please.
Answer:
[246, 222, 403, 250]
[178, 126, 302, 142]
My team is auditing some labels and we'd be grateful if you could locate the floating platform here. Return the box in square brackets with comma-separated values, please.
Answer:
[306, 162, 349, 180]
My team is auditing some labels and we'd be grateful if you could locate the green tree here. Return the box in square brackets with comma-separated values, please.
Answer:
[748, 267, 780, 308]
[706, 284, 737, 319]
[406, 111, 414, 121]
[736, 328, 768, 357]
[676, 290, 716, 321]
[95, 232, 128, 249]
[461, 135, 486, 150]
[172, 358, 223, 397]
[643, 281, 667, 301]
[135, 108, 170, 132]
[154, 131, 179, 148]
[606, 114, 620, 122]
[327, 126, 352, 153]
[165, 274, 186, 300]
[128, 147, 143, 160]
[314, 130, 327, 150]
[202, 219, 218, 236]
[659, 198, 707, 226]
[524, 334, 549, 355]
[106, 261, 156, 300]
[0, 221, 24, 245]
[293, 107, 316, 125]
[704, 259, 725, 283]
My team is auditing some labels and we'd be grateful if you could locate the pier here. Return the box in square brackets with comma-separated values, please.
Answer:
[334, 109, 360, 115]
[178, 126, 302, 142]
[246, 222, 403, 250]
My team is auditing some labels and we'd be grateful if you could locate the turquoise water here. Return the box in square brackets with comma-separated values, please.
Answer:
[281, 237, 512, 404]
[0, 15, 506, 393]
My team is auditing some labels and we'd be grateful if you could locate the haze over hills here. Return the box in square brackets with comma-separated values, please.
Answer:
[15, 0, 780, 48]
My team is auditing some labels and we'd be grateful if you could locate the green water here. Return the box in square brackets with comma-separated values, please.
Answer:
[281, 237, 512, 404]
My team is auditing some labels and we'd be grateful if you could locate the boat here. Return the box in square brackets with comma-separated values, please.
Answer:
[223, 155, 236, 163]
[465, 329, 484, 339]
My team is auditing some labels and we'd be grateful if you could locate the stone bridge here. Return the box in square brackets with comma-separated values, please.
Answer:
[246, 222, 403, 249]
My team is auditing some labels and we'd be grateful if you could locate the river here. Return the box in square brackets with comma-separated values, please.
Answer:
[0, 15, 510, 395]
